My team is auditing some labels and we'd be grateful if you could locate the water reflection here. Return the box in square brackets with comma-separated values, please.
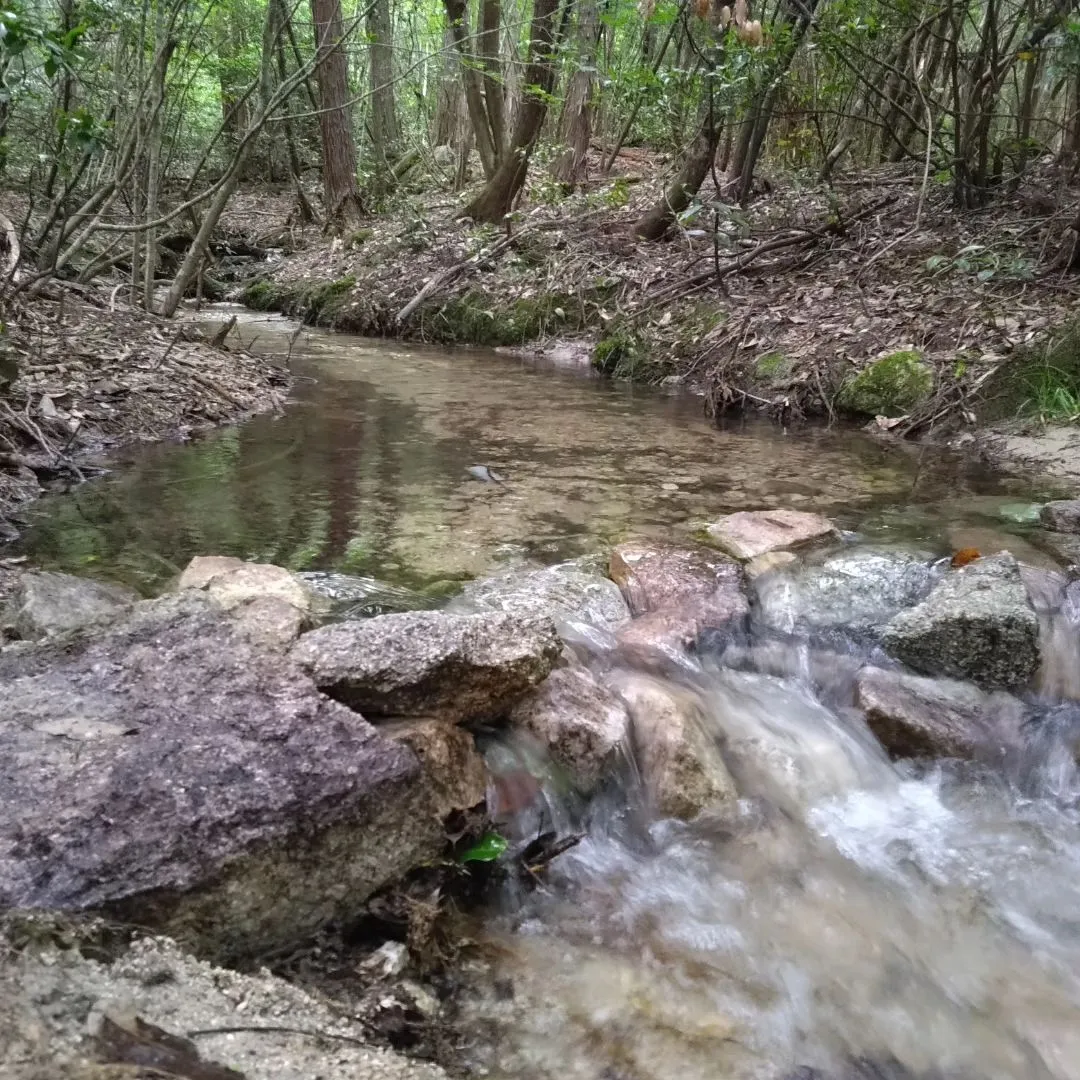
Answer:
[9, 311, 1059, 592]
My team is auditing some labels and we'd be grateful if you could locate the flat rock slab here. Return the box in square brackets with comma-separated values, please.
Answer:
[176, 555, 314, 614]
[706, 509, 836, 561]
[509, 666, 631, 792]
[449, 560, 630, 633]
[609, 541, 744, 616]
[856, 666, 1025, 760]
[882, 553, 1039, 690]
[292, 610, 562, 723]
[2, 571, 138, 641]
[0, 594, 444, 958]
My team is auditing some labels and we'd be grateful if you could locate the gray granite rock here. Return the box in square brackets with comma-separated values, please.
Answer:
[881, 554, 1039, 690]
[292, 609, 562, 722]
[1, 570, 138, 641]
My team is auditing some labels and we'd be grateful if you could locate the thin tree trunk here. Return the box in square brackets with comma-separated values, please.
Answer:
[479, 0, 507, 162]
[311, 0, 363, 225]
[551, 0, 602, 188]
[462, 0, 563, 223]
[444, 0, 499, 178]
[368, 0, 400, 190]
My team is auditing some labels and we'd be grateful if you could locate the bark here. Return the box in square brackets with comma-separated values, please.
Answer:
[462, 0, 563, 223]
[444, 0, 499, 178]
[479, 0, 507, 163]
[634, 89, 723, 240]
[551, 0, 602, 188]
[311, 0, 363, 225]
[368, 0, 400, 185]
[431, 27, 474, 187]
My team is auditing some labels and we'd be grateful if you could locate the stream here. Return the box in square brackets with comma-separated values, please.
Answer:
[13, 309, 1080, 1080]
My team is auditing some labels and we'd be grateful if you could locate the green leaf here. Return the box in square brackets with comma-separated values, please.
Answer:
[458, 832, 508, 863]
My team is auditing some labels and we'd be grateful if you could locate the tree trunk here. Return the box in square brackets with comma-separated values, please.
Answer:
[551, 0, 602, 188]
[311, 0, 363, 226]
[634, 89, 723, 240]
[479, 0, 507, 163]
[462, 0, 563, 223]
[444, 0, 499, 178]
[368, 0, 400, 189]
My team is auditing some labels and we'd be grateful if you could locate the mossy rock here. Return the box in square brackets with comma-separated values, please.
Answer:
[593, 330, 647, 378]
[240, 278, 282, 311]
[755, 351, 794, 384]
[837, 350, 933, 417]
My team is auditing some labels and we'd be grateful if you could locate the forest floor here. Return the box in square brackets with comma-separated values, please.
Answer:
[236, 148, 1080, 440]
[0, 285, 289, 530]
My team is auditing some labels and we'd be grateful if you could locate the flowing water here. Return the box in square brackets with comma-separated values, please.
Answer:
[12, 309, 1080, 1080]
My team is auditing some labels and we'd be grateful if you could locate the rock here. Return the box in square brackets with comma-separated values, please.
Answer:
[882, 554, 1039, 690]
[719, 640, 864, 703]
[745, 550, 799, 579]
[755, 548, 938, 638]
[855, 666, 1025, 760]
[705, 509, 836, 561]
[176, 555, 314, 614]
[1040, 499, 1080, 533]
[229, 595, 308, 651]
[1033, 530, 1080, 573]
[609, 541, 744, 616]
[611, 672, 737, 820]
[1, 931, 447, 1080]
[1, 571, 138, 641]
[380, 718, 488, 819]
[292, 610, 561, 723]
[449, 560, 630, 633]
[0, 593, 449, 957]
[508, 666, 631, 792]
[836, 350, 933, 417]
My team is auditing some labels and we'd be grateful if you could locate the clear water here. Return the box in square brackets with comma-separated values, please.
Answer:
[12, 309, 1080, 1080]
[7, 308, 1061, 593]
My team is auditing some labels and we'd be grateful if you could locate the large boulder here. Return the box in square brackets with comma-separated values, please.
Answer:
[0, 594, 451, 958]
[291, 610, 562, 723]
[881, 554, 1039, 690]
[611, 672, 737, 820]
[1, 571, 138, 641]
[855, 666, 1025, 760]
[754, 548, 938, 638]
[705, 509, 836, 561]
[1040, 500, 1080, 533]
[508, 666, 631, 793]
[449, 559, 630, 633]
[609, 541, 744, 616]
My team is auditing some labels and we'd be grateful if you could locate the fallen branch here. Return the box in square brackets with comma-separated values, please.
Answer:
[394, 231, 522, 325]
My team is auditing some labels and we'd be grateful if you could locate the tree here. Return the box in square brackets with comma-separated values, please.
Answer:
[367, 0, 400, 189]
[551, 0, 604, 189]
[462, 0, 563, 223]
[311, 0, 363, 225]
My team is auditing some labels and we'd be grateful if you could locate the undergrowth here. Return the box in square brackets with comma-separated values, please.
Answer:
[980, 318, 1080, 423]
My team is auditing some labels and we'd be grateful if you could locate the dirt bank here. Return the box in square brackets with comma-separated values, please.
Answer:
[0, 288, 289, 532]
[234, 156, 1080, 437]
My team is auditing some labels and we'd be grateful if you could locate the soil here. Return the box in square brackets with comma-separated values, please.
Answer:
[0, 288, 289, 532]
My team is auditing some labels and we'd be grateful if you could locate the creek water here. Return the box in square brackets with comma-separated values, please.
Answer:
[12, 310, 1080, 1080]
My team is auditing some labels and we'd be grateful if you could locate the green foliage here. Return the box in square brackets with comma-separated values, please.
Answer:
[837, 350, 933, 417]
[593, 328, 647, 378]
[240, 279, 281, 311]
[457, 832, 508, 863]
[978, 319, 1080, 424]
[432, 290, 581, 346]
[925, 245, 1034, 283]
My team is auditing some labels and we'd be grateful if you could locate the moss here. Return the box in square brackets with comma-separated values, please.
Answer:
[300, 275, 357, 322]
[429, 290, 582, 346]
[240, 279, 281, 311]
[593, 329, 648, 378]
[755, 351, 793, 382]
[837, 350, 933, 417]
[978, 317, 1080, 422]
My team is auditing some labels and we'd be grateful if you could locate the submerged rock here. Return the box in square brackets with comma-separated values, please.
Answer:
[292, 610, 561, 722]
[1, 570, 138, 641]
[449, 559, 630, 633]
[1040, 499, 1080, 533]
[0, 593, 448, 957]
[611, 671, 737, 820]
[508, 666, 631, 792]
[882, 554, 1039, 690]
[705, 509, 836, 561]
[1, 931, 447, 1080]
[755, 548, 938, 638]
[297, 570, 434, 616]
[855, 666, 1025, 760]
